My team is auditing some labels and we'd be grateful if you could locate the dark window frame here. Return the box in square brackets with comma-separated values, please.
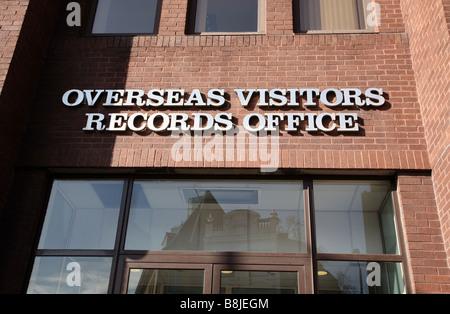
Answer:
[185, 0, 266, 35]
[293, 0, 375, 34]
[26, 173, 411, 294]
[87, 0, 163, 36]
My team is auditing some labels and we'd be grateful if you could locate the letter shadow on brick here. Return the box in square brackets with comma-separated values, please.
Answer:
[360, 92, 392, 111]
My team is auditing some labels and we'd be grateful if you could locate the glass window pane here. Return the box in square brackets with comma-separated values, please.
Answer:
[92, 0, 159, 34]
[220, 270, 298, 294]
[27, 257, 112, 294]
[125, 181, 305, 253]
[314, 180, 398, 255]
[194, 0, 259, 33]
[317, 261, 405, 294]
[298, 0, 365, 32]
[380, 194, 399, 255]
[127, 269, 204, 294]
[38, 180, 123, 250]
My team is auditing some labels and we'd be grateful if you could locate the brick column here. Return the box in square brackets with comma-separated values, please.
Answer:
[0, 0, 62, 293]
[397, 174, 450, 293]
[0, 0, 62, 222]
[400, 0, 450, 267]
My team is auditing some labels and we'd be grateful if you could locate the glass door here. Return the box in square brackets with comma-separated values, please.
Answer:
[122, 263, 213, 294]
[213, 265, 307, 294]
[121, 262, 311, 294]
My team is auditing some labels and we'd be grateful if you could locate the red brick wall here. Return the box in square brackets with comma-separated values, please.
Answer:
[0, 0, 62, 293]
[0, 0, 62, 221]
[397, 174, 450, 293]
[0, 0, 448, 293]
[0, 1, 28, 89]
[400, 0, 450, 267]
[0, 170, 50, 294]
[0, 0, 30, 222]
[18, 0, 431, 173]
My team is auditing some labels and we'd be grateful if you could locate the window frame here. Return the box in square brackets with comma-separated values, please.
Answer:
[87, 0, 163, 36]
[28, 176, 130, 294]
[307, 177, 410, 293]
[123, 179, 309, 253]
[186, 0, 266, 35]
[27, 174, 411, 294]
[121, 262, 213, 294]
[293, 0, 377, 34]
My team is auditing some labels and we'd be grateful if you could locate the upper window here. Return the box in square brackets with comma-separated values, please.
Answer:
[187, 0, 265, 34]
[91, 0, 161, 35]
[294, 0, 372, 33]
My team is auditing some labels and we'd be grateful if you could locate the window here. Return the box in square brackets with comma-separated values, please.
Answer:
[220, 270, 299, 294]
[125, 180, 306, 252]
[294, 0, 373, 33]
[27, 177, 407, 294]
[27, 257, 113, 294]
[313, 180, 405, 294]
[91, 0, 161, 35]
[313, 180, 398, 255]
[187, 0, 265, 34]
[37, 180, 124, 250]
[128, 268, 205, 294]
[317, 261, 404, 294]
[28, 180, 125, 294]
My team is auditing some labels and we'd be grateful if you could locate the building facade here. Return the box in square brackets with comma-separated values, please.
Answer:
[0, 0, 448, 294]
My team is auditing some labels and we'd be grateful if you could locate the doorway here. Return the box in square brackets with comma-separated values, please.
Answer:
[119, 258, 311, 294]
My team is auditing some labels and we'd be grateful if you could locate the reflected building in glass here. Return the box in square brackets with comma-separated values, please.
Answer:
[161, 191, 305, 253]
[0, 0, 448, 295]
[125, 181, 306, 253]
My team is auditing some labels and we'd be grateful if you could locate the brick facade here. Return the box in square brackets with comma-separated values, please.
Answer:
[397, 174, 450, 293]
[16, 0, 432, 172]
[0, 0, 61, 221]
[0, 0, 448, 293]
[400, 0, 450, 268]
[0, 0, 30, 224]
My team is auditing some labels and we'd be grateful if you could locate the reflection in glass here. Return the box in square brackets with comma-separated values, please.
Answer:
[128, 269, 204, 294]
[297, 0, 366, 32]
[125, 181, 305, 252]
[221, 271, 298, 294]
[380, 195, 398, 254]
[194, 0, 259, 33]
[314, 181, 399, 254]
[38, 180, 123, 250]
[318, 261, 405, 294]
[92, 0, 159, 34]
[27, 257, 112, 294]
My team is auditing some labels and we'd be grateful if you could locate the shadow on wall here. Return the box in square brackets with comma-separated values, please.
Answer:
[17, 0, 134, 169]
[0, 0, 64, 223]
[0, 0, 134, 293]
